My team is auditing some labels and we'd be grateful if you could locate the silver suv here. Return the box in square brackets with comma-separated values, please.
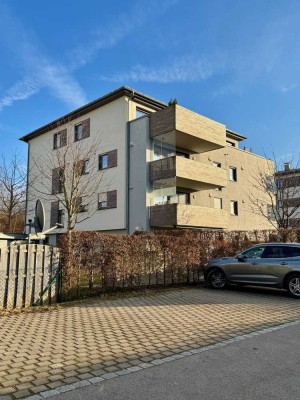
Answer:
[204, 243, 300, 298]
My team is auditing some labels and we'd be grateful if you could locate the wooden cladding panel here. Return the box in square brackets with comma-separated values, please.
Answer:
[50, 201, 59, 227]
[150, 106, 175, 137]
[82, 118, 90, 139]
[108, 149, 118, 168]
[150, 204, 177, 227]
[107, 190, 117, 209]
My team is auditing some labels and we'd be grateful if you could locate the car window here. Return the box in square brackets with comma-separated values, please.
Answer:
[283, 246, 300, 258]
[261, 246, 287, 259]
[241, 246, 265, 258]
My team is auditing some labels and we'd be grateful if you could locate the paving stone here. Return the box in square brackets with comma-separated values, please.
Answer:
[62, 377, 80, 385]
[30, 385, 49, 393]
[0, 288, 299, 399]
[13, 389, 32, 398]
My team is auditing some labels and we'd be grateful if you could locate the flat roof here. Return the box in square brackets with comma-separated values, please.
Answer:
[226, 129, 247, 141]
[20, 86, 167, 143]
[19, 86, 248, 143]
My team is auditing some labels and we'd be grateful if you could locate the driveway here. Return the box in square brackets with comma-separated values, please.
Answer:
[0, 287, 299, 399]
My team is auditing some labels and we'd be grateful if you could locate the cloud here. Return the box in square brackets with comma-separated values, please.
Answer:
[278, 83, 298, 93]
[68, 0, 182, 69]
[99, 54, 225, 83]
[0, 0, 181, 112]
[0, 5, 87, 111]
[0, 79, 39, 112]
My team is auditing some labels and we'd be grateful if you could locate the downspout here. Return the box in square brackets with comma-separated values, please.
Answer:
[24, 142, 30, 230]
[126, 91, 135, 234]
[126, 121, 131, 234]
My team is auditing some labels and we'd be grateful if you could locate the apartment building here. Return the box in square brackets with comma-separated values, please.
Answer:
[20, 86, 274, 243]
[275, 163, 300, 227]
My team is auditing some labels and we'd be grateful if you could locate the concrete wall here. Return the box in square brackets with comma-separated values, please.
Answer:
[128, 117, 152, 234]
[195, 147, 275, 230]
[27, 97, 129, 232]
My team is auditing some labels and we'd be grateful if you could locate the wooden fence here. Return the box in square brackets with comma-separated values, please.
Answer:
[0, 244, 60, 309]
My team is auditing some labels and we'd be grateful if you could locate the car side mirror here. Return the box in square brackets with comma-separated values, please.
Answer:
[237, 255, 246, 262]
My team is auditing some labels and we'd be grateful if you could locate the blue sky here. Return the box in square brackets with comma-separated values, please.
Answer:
[1, 0, 300, 164]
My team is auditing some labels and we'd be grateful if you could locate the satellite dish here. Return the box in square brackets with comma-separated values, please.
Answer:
[35, 199, 45, 233]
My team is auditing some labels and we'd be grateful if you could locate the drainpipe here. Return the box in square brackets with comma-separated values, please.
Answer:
[126, 91, 135, 234]
[126, 121, 131, 234]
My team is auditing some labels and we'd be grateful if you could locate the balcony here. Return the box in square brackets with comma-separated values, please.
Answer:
[149, 156, 227, 190]
[150, 204, 228, 229]
[150, 104, 226, 153]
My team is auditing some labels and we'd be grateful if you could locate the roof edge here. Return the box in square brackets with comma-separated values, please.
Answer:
[20, 86, 167, 143]
[226, 128, 247, 141]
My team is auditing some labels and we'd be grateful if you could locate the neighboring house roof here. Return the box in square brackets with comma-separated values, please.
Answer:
[19, 86, 167, 143]
[276, 167, 300, 176]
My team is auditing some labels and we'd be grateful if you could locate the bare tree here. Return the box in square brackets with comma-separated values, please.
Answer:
[0, 152, 26, 233]
[248, 157, 300, 229]
[29, 122, 110, 236]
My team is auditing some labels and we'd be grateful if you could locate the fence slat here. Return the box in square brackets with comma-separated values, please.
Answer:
[0, 244, 60, 309]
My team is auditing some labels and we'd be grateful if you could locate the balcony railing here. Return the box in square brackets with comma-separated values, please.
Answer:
[149, 156, 227, 190]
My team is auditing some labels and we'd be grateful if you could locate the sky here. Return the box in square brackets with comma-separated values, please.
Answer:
[0, 0, 300, 165]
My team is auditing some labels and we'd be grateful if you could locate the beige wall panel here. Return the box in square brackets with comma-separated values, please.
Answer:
[195, 147, 275, 230]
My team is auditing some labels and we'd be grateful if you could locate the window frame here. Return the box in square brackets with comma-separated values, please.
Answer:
[98, 192, 108, 209]
[229, 167, 237, 182]
[74, 123, 83, 142]
[230, 200, 238, 216]
[99, 154, 109, 170]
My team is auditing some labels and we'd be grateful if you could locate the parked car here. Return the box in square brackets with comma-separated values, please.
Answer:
[204, 243, 300, 298]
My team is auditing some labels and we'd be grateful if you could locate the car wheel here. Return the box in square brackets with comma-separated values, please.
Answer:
[286, 274, 300, 298]
[207, 269, 227, 289]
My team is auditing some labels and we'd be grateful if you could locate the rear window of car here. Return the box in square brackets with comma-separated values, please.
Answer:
[284, 246, 300, 257]
[262, 246, 300, 258]
[262, 246, 286, 258]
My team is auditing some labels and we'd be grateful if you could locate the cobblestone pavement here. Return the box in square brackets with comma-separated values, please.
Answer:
[0, 287, 299, 399]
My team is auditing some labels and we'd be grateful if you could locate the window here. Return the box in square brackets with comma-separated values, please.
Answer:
[262, 246, 287, 259]
[98, 192, 108, 209]
[276, 179, 283, 189]
[230, 200, 238, 215]
[241, 246, 265, 259]
[285, 246, 300, 257]
[75, 124, 83, 141]
[214, 198, 222, 209]
[99, 154, 108, 170]
[136, 108, 150, 118]
[98, 190, 117, 210]
[226, 140, 235, 147]
[229, 167, 237, 182]
[74, 119, 90, 142]
[75, 197, 87, 213]
[98, 150, 117, 170]
[82, 160, 89, 175]
[57, 209, 64, 226]
[52, 168, 64, 194]
[54, 133, 61, 149]
[167, 192, 190, 205]
[53, 129, 67, 150]
[213, 162, 221, 168]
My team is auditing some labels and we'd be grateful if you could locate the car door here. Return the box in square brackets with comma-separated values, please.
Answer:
[258, 246, 294, 286]
[224, 245, 265, 284]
